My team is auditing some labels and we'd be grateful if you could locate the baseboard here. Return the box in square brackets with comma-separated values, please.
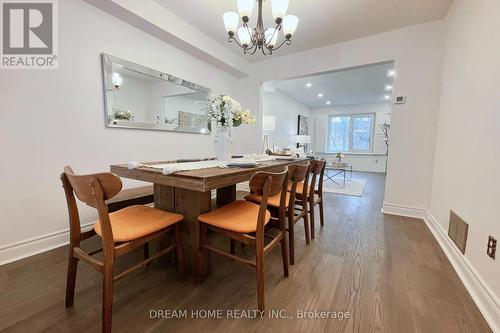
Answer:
[381, 202, 427, 219]
[424, 211, 500, 332]
[382, 203, 500, 332]
[0, 222, 94, 266]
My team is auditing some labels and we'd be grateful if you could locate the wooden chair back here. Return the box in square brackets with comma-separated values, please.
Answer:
[63, 166, 122, 205]
[61, 166, 122, 251]
[287, 162, 311, 210]
[308, 160, 326, 199]
[249, 169, 288, 238]
[287, 162, 310, 183]
[249, 168, 288, 197]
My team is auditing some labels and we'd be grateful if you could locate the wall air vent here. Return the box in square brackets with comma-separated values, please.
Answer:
[448, 210, 469, 254]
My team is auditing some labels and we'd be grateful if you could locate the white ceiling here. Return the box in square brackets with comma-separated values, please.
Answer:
[154, 0, 453, 63]
[272, 61, 395, 108]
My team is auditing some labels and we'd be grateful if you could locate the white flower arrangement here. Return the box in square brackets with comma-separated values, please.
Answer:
[113, 108, 134, 121]
[203, 95, 256, 138]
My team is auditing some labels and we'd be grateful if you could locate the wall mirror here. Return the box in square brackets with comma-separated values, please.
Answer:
[102, 54, 211, 134]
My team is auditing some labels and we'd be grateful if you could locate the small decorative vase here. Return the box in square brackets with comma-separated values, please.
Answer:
[232, 119, 242, 127]
[214, 128, 231, 161]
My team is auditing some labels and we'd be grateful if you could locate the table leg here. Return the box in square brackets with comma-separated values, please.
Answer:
[216, 185, 236, 207]
[154, 184, 212, 279]
[325, 169, 345, 188]
[324, 169, 334, 183]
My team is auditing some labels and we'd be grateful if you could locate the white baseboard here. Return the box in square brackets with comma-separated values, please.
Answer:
[0, 222, 94, 266]
[382, 203, 500, 332]
[381, 202, 427, 219]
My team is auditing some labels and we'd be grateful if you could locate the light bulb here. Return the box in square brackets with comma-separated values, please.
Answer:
[282, 15, 299, 39]
[271, 0, 289, 23]
[223, 12, 239, 36]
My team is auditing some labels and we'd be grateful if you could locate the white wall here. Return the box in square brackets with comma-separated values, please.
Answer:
[262, 89, 311, 150]
[246, 21, 445, 209]
[312, 102, 391, 173]
[429, 0, 500, 317]
[0, 0, 241, 263]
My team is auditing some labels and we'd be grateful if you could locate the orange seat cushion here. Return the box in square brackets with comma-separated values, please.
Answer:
[93, 205, 183, 242]
[245, 191, 290, 208]
[198, 200, 271, 233]
[287, 181, 309, 196]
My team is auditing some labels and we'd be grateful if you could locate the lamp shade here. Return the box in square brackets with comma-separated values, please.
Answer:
[112, 73, 122, 87]
[271, 0, 289, 21]
[223, 12, 239, 34]
[237, 27, 252, 46]
[264, 28, 279, 48]
[263, 115, 276, 131]
[283, 15, 299, 38]
[294, 135, 311, 144]
[237, 0, 254, 20]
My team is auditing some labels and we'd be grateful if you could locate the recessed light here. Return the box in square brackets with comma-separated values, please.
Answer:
[384, 95, 391, 100]
[326, 101, 331, 105]
[306, 82, 312, 88]
[385, 85, 393, 91]
[317, 93, 323, 98]
[387, 70, 396, 77]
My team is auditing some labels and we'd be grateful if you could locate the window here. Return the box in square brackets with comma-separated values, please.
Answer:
[326, 114, 374, 153]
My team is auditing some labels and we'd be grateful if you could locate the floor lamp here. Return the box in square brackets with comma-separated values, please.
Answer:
[262, 115, 276, 154]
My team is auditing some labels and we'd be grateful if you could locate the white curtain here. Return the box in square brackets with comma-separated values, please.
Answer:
[314, 115, 328, 153]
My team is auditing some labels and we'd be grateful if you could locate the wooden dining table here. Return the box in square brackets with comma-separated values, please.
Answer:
[110, 158, 304, 278]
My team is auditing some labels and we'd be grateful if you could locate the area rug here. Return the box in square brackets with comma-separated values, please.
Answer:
[238, 179, 367, 197]
[322, 178, 367, 197]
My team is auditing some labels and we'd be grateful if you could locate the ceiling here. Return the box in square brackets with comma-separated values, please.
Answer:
[272, 61, 395, 108]
[154, 0, 453, 63]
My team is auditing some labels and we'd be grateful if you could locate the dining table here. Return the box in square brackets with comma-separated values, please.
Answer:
[110, 158, 306, 278]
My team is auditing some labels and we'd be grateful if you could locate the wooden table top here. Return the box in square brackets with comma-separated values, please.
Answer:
[110, 159, 307, 192]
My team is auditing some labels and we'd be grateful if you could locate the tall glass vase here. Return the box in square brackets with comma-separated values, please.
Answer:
[214, 127, 231, 161]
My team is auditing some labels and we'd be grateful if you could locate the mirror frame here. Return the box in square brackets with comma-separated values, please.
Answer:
[101, 53, 212, 134]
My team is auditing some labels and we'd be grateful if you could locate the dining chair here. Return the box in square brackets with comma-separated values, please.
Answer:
[61, 166, 186, 333]
[197, 169, 289, 311]
[247, 163, 311, 265]
[297, 159, 326, 239]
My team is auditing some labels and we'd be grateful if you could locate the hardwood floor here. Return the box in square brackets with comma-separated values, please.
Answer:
[0, 172, 491, 332]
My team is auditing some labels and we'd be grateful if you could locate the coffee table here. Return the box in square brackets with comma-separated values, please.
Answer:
[324, 163, 353, 188]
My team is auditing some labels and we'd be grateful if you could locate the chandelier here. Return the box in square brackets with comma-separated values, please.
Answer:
[223, 0, 299, 55]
